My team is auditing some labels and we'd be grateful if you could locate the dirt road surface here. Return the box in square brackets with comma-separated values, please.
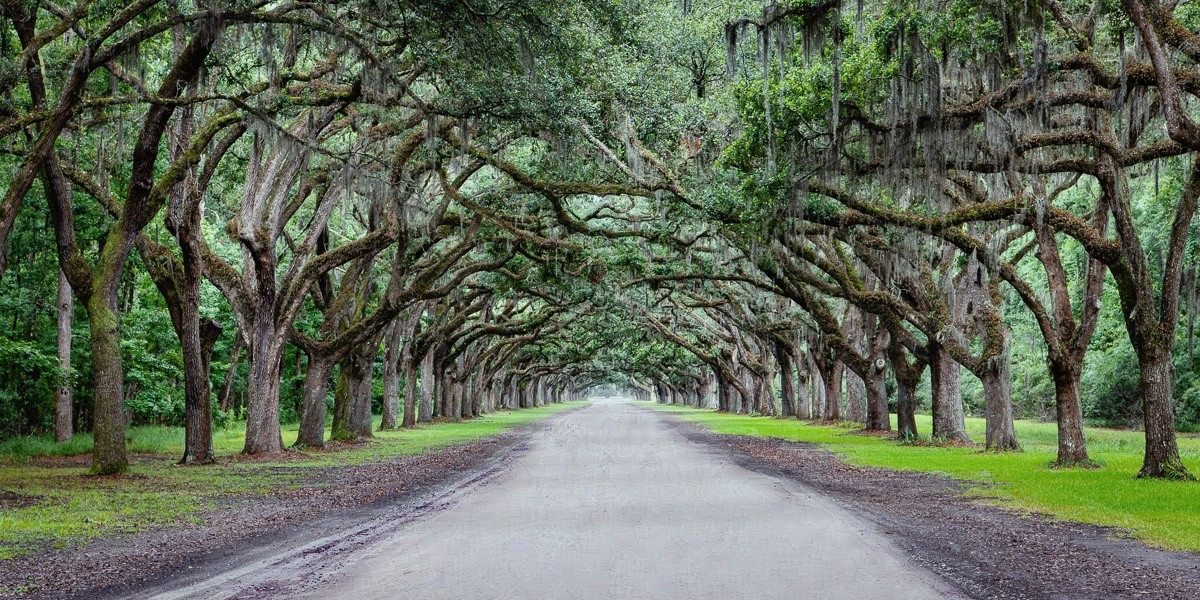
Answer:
[140, 398, 964, 599]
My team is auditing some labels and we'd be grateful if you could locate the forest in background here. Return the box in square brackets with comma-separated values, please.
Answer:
[1, 0, 1200, 480]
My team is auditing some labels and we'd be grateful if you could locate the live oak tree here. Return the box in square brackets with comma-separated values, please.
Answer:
[4, 0, 1200, 484]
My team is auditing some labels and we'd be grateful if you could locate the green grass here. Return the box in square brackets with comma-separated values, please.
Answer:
[649, 403, 1200, 553]
[0, 402, 584, 560]
[0, 425, 233, 462]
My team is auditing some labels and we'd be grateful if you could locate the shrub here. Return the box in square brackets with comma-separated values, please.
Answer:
[0, 336, 64, 438]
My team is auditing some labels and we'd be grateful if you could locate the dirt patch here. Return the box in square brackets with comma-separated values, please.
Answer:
[25, 454, 91, 468]
[213, 447, 322, 464]
[25, 452, 168, 469]
[842, 428, 897, 438]
[0, 490, 39, 510]
[0, 415, 565, 600]
[806, 419, 859, 427]
[666, 416, 1200, 600]
[898, 437, 982, 448]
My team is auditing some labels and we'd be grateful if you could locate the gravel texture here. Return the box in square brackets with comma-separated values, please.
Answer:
[666, 414, 1200, 599]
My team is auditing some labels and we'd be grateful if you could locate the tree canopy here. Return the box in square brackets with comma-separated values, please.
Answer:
[3, 0, 1200, 481]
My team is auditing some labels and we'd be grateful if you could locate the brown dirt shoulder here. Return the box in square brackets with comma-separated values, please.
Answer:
[0, 421, 548, 600]
[662, 414, 1200, 600]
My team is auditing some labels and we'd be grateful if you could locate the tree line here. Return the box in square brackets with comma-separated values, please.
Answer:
[622, 0, 1200, 481]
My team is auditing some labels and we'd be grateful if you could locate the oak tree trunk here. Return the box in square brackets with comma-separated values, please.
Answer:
[177, 231, 221, 465]
[1047, 359, 1091, 466]
[929, 341, 970, 442]
[380, 321, 403, 430]
[1138, 349, 1190, 478]
[715, 370, 730, 412]
[243, 306, 285, 454]
[88, 293, 127, 474]
[822, 361, 842, 421]
[54, 268, 73, 443]
[351, 353, 374, 437]
[846, 373, 866, 423]
[178, 309, 220, 464]
[865, 358, 890, 431]
[895, 375, 918, 440]
[219, 332, 244, 412]
[795, 367, 811, 420]
[451, 378, 464, 419]
[402, 355, 418, 428]
[296, 356, 334, 447]
[332, 347, 374, 441]
[981, 353, 1019, 451]
[419, 351, 435, 422]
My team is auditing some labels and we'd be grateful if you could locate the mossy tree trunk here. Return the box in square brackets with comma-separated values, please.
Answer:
[87, 294, 127, 475]
[419, 350, 435, 422]
[380, 321, 403, 430]
[929, 340, 970, 442]
[54, 268, 73, 444]
[864, 356, 890, 432]
[888, 336, 924, 440]
[296, 354, 335, 447]
[402, 355, 418, 428]
[43, 20, 224, 473]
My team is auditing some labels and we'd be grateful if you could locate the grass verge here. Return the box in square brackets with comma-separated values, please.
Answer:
[648, 403, 1200, 552]
[0, 402, 584, 560]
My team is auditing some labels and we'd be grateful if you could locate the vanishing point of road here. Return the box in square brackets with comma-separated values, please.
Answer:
[148, 398, 963, 599]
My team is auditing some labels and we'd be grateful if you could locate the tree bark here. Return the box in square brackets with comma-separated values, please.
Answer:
[219, 332, 244, 412]
[864, 357, 890, 431]
[715, 369, 730, 412]
[698, 371, 713, 409]
[439, 366, 456, 420]
[929, 341, 970, 442]
[351, 350, 375, 437]
[981, 350, 1019, 451]
[843, 312, 866, 423]
[54, 267, 73, 443]
[296, 355, 334, 447]
[243, 310, 285, 454]
[821, 360, 842, 421]
[956, 254, 1018, 451]
[402, 354, 418, 428]
[332, 345, 375, 441]
[450, 378, 463, 418]
[1138, 349, 1190, 478]
[380, 320, 402, 430]
[419, 350, 435, 422]
[468, 374, 482, 417]
[178, 307, 220, 465]
[87, 294, 127, 474]
[465, 376, 476, 416]
[895, 374, 918, 439]
[846, 373, 866, 423]
[176, 202, 221, 465]
[465, 374, 478, 418]
[795, 366, 811, 420]
[889, 338, 924, 440]
[758, 364, 776, 415]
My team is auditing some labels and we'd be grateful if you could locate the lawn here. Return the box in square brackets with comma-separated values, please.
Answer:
[0, 402, 585, 560]
[649, 403, 1200, 553]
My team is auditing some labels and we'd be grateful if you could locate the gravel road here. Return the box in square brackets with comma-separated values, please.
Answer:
[150, 398, 963, 599]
